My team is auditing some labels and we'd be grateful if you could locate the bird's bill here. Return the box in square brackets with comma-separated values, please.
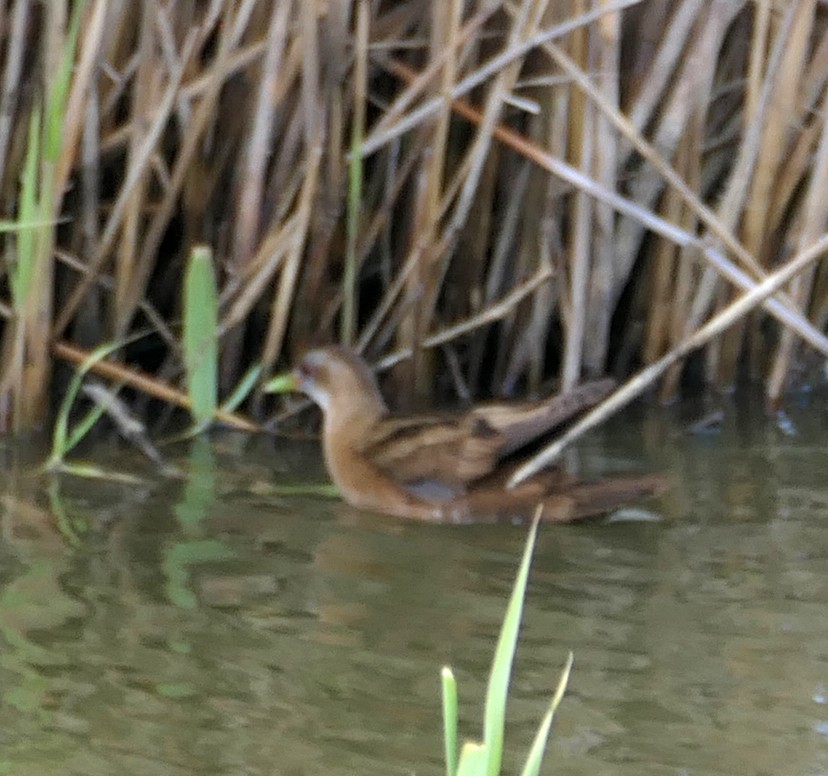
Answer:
[264, 371, 299, 393]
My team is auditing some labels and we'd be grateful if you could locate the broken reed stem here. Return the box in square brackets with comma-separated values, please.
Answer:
[376, 265, 554, 371]
[509, 233, 828, 487]
[52, 340, 259, 432]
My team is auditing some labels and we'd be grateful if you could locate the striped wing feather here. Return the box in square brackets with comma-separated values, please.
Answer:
[358, 379, 615, 493]
[359, 414, 502, 490]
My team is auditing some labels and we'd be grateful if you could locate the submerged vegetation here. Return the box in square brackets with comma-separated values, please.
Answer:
[1, 1, 828, 436]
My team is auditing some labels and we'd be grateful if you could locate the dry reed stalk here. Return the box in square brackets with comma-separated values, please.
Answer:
[224, 1, 291, 385]
[717, 0, 816, 387]
[625, 0, 704, 148]
[659, 133, 703, 400]
[409, 54, 828, 360]
[485, 157, 535, 392]
[643, 172, 683, 366]
[666, 3, 796, 386]
[420, 0, 551, 377]
[118, 8, 237, 335]
[361, 0, 644, 157]
[611, 5, 735, 346]
[584, 0, 620, 377]
[763, 30, 828, 241]
[502, 2, 811, 391]
[257, 0, 326, 384]
[341, 0, 369, 349]
[376, 265, 554, 370]
[54, 0, 107, 203]
[52, 340, 258, 432]
[538, 19, 754, 282]
[395, 0, 463, 402]
[296, 0, 350, 357]
[76, 83, 104, 343]
[766, 85, 828, 403]
[54, 25, 194, 336]
[219, 219, 295, 334]
[115, 5, 155, 337]
[0, 0, 31, 189]
[561, 0, 594, 390]
[261, 141, 323, 382]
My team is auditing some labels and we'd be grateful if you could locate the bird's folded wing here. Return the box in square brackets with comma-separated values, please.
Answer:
[357, 378, 616, 490]
[359, 414, 502, 490]
[471, 377, 616, 456]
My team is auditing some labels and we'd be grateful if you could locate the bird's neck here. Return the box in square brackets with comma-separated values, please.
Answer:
[322, 390, 387, 439]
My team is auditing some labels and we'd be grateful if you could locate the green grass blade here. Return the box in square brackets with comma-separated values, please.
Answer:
[456, 743, 488, 776]
[260, 482, 340, 498]
[63, 398, 111, 454]
[483, 511, 541, 776]
[183, 245, 218, 427]
[442, 667, 459, 776]
[519, 651, 574, 776]
[0, 218, 63, 232]
[44, 0, 86, 162]
[49, 461, 145, 485]
[174, 437, 217, 532]
[13, 104, 42, 309]
[47, 340, 127, 467]
[220, 362, 262, 413]
[46, 479, 81, 546]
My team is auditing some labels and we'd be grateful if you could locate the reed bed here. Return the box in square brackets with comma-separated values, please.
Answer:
[1, 0, 827, 435]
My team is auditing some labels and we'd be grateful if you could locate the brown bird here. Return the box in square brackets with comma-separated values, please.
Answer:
[266, 346, 667, 523]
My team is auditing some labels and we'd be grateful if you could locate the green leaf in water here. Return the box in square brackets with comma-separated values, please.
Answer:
[47, 339, 128, 466]
[482, 511, 541, 776]
[174, 437, 217, 532]
[457, 742, 488, 776]
[49, 462, 145, 485]
[518, 651, 573, 776]
[156, 682, 196, 700]
[442, 666, 459, 776]
[162, 539, 234, 610]
[263, 482, 340, 498]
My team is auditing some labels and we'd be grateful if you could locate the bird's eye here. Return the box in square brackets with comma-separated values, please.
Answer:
[297, 359, 320, 383]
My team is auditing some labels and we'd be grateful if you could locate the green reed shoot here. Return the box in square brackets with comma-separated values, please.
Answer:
[46, 340, 127, 470]
[183, 245, 219, 429]
[442, 666, 459, 776]
[440, 511, 572, 776]
[11, 105, 42, 311]
[221, 362, 263, 414]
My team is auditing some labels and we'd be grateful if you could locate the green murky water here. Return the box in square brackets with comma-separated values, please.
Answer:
[1, 401, 827, 775]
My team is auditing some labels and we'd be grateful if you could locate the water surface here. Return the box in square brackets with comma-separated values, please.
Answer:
[1, 400, 827, 775]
